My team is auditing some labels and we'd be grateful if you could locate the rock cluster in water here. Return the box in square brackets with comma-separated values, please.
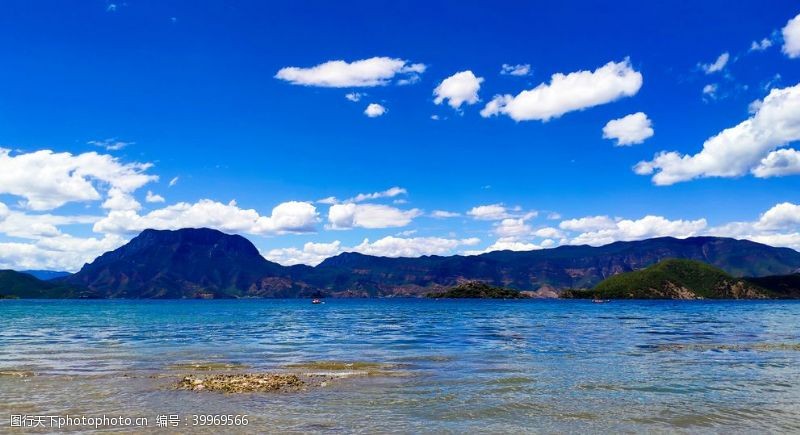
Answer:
[177, 373, 305, 393]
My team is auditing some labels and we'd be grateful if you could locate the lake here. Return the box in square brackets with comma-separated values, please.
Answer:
[1, 299, 799, 433]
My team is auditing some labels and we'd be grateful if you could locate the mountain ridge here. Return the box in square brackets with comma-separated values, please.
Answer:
[50, 228, 800, 299]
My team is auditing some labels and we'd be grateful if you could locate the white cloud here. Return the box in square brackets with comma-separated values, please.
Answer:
[168, 176, 179, 187]
[782, 13, 800, 58]
[0, 207, 98, 240]
[0, 234, 126, 272]
[146, 191, 165, 203]
[494, 218, 532, 238]
[699, 52, 729, 74]
[465, 236, 552, 255]
[319, 187, 407, 205]
[0, 148, 157, 211]
[364, 103, 387, 117]
[500, 64, 531, 76]
[750, 37, 773, 52]
[348, 186, 406, 203]
[533, 227, 564, 239]
[264, 241, 343, 266]
[602, 112, 654, 146]
[635, 83, 800, 185]
[101, 188, 141, 211]
[431, 210, 460, 218]
[275, 57, 425, 88]
[754, 202, 800, 230]
[88, 138, 133, 151]
[480, 59, 642, 121]
[433, 71, 484, 109]
[467, 204, 512, 221]
[559, 215, 617, 232]
[702, 83, 718, 99]
[352, 236, 479, 258]
[707, 202, 800, 251]
[569, 215, 708, 246]
[327, 203, 421, 229]
[94, 199, 319, 235]
[265, 236, 480, 266]
[316, 196, 339, 205]
[753, 148, 800, 178]
[345, 92, 364, 102]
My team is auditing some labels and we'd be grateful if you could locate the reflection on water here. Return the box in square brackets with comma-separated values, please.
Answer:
[1, 299, 800, 432]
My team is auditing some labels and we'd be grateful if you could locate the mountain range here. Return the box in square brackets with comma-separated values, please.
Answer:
[2, 228, 800, 299]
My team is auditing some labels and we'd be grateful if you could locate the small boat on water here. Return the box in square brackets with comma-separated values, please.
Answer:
[592, 299, 610, 304]
[312, 298, 323, 304]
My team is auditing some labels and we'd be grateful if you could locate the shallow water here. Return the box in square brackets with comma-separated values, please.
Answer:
[1, 299, 799, 433]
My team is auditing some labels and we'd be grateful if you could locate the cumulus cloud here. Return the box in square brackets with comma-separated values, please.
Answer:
[754, 202, 800, 230]
[264, 241, 343, 266]
[433, 71, 484, 109]
[275, 57, 425, 87]
[551, 203, 800, 252]
[0, 234, 126, 272]
[602, 112, 654, 146]
[569, 215, 708, 246]
[0, 207, 98, 240]
[699, 52, 729, 74]
[146, 191, 165, 203]
[708, 202, 800, 251]
[0, 148, 157, 211]
[500, 64, 531, 76]
[493, 218, 532, 238]
[102, 188, 141, 211]
[559, 215, 616, 232]
[635, 83, 800, 185]
[783, 13, 800, 58]
[753, 148, 800, 178]
[327, 203, 421, 229]
[480, 59, 642, 121]
[94, 199, 319, 235]
[265, 236, 480, 266]
[364, 103, 387, 117]
[467, 204, 513, 221]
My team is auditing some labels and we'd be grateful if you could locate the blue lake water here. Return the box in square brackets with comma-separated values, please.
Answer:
[1, 299, 799, 433]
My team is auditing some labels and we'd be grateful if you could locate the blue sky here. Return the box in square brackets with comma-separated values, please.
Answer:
[0, 1, 799, 270]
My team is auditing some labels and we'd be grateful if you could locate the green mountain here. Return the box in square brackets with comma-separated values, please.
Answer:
[0, 270, 91, 299]
[745, 273, 800, 299]
[563, 259, 772, 299]
[426, 281, 530, 299]
[55, 229, 800, 298]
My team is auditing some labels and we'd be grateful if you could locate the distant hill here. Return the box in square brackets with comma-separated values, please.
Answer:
[0, 270, 90, 299]
[563, 259, 772, 299]
[425, 281, 529, 299]
[746, 273, 800, 299]
[56, 228, 800, 299]
[21, 270, 71, 280]
[65, 228, 315, 298]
